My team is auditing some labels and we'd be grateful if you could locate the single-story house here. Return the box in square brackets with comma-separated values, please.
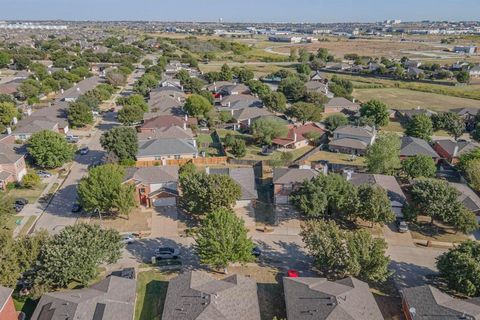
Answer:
[218, 94, 261, 108]
[273, 168, 320, 204]
[400, 136, 439, 160]
[305, 81, 330, 96]
[324, 97, 360, 114]
[0, 286, 16, 320]
[207, 167, 258, 208]
[139, 115, 196, 134]
[31, 276, 137, 320]
[272, 123, 327, 150]
[136, 138, 198, 166]
[451, 107, 479, 131]
[283, 276, 384, 320]
[207, 81, 236, 92]
[450, 182, 480, 217]
[146, 95, 185, 118]
[230, 107, 274, 130]
[124, 166, 179, 207]
[329, 125, 376, 155]
[149, 86, 186, 102]
[137, 125, 194, 140]
[12, 116, 60, 141]
[402, 285, 480, 320]
[162, 271, 261, 320]
[346, 172, 407, 217]
[434, 139, 479, 164]
[0, 143, 27, 190]
[396, 108, 436, 123]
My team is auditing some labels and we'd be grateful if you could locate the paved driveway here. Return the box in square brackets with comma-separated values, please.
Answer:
[383, 224, 447, 289]
[150, 206, 178, 238]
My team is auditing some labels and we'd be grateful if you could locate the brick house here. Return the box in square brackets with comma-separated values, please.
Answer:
[0, 143, 27, 190]
[124, 166, 179, 208]
[433, 139, 479, 165]
[0, 286, 17, 320]
[273, 168, 320, 204]
[272, 123, 327, 150]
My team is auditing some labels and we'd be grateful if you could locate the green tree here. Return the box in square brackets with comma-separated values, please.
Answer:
[325, 114, 348, 131]
[34, 224, 121, 288]
[357, 184, 395, 226]
[405, 114, 433, 141]
[251, 117, 288, 146]
[78, 164, 135, 215]
[68, 101, 93, 128]
[230, 139, 247, 158]
[0, 196, 15, 230]
[220, 63, 233, 81]
[246, 80, 271, 98]
[21, 172, 41, 189]
[433, 112, 465, 140]
[100, 127, 138, 162]
[402, 154, 437, 178]
[0, 102, 19, 127]
[437, 240, 480, 296]
[180, 172, 241, 215]
[179, 161, 196, 178]
[359, 100, 389, 127]
[410, 178, 478, 234]
[301, 220, 391, 281]
[464, 158, 480, 192]
[195, 208, 254, 272]
[278, 76, 306, 102]
[456, 71, 470, 84]
[291, 174, 358, 220]
[112, 183, 136, 218]
[296, 63, 311, 75]
[28, 130, 75, 168]
[288, 102, 322, 124]
[365, 132, 401, 175]
[18, 79, 41, 99]
[0, 51, 11, 68]
[117, 105, 144, 125]
[184, 94, 213, 118]
[262, 92, 287, 113]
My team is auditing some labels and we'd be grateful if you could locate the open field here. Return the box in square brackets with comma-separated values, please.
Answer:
[271, 38, 443, 59]
[353, 87, 480, 111]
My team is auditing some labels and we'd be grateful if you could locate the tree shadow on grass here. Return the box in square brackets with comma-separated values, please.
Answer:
[138, 279, 169, 320]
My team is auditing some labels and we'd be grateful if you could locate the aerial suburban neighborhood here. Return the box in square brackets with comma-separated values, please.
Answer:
[1, 2, 480, 320]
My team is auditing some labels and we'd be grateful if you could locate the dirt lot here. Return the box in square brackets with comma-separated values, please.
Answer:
[86, 207, 151, 233]
[353, 87, 480, 111]
[272, 38, 440, 59]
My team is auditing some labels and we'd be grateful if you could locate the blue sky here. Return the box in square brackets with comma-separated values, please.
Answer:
[1, 0, 479, 22]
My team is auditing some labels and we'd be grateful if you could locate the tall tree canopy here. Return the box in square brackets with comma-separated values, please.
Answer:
[402, 154, 437, 179]
[100, 126, 138, 163]
[180, 171, 241, 215]
[405, 114, 434, 141]
[437, 240, 480, 297]
[365, 132, 401, 175]
[301, 220, 391, 282]
[287, 102, 322, 124]
[68, 101, 94, 128]
[184, 94, 213, 118]
[357, 184, 395, 226]
[251, 117, 288, 146]
[195, 208, 254, 272]
[359, 99, 389, 127]
[28, 130, 76, 168]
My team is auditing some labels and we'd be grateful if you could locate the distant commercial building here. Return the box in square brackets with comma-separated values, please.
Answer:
[454, 45, 477, 54]
[268, 36, 302, 43]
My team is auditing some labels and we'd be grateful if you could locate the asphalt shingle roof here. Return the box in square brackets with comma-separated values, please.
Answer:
[402, 285, 480, 320]
[209, 167, 258, 200]
[273, 168, 320, 185]
[138, 138, 198, 157]
[162, 271, 261, 320]
[125, 166, 179, 185]
[283, 277, 384, 320]
[400, 136, 439, 158]
[31, 276, 136, 320]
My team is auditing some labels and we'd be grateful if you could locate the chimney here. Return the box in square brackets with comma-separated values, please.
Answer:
[228, 102, 231, 107]
[205, 166, 210, 175]
[6, 127, 12, 135]
[192, 139, 197, 148]
[183, 122, 187, 130]
[453, 145, 459, 157]
[293, 132, 297, 142]
[230, 109, 234, 116]
[184, 114, 188, 122]
[12, 117, 17, 125]
[247, 118, 251, 126]
[61, 88, 64, 94]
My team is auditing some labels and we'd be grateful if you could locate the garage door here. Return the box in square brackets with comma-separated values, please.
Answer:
[153, 197, 176, 207]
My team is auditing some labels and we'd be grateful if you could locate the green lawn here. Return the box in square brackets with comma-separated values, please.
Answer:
[7, 183, 47, 203]
[14, 296, 38, 319]
[307, 150, 366, 166]
[135, 271, 170, 320]
[409, 216, 470, 243]
[353, 87, 480, 111]
[18, 216, 37, 236]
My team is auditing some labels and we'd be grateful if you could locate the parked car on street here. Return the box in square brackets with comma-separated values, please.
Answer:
[15, 198, 29, 206]
[79, 147, 89, 155]
[121, 234, 135, 244]
[154, 247, 180, 260]
[396, 218, 409, 233]
[36, 170, 52, 178]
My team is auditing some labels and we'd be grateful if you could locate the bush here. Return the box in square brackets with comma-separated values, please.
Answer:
[22, 173, 41, 189]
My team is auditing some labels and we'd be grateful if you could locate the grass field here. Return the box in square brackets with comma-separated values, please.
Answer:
[353, 87, 480, 111]
[135, 271, 170, 320]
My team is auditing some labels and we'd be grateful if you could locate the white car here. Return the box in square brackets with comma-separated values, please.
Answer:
[121, 234, 135, 244]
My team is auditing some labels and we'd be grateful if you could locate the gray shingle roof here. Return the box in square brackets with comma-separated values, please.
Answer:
[450, 182, 480, 213]
[125, 166, 179, 185]
[402, 285, 480, 320]
[273, 168, 320, 185]
[348, 173, 406, 206]
[208, 167, 258, 200]
[31, 276, 136, 320]
[283, 277, 384, 320]
[325, 97, 359, 108]
[138, 138, 198, 158]
[333, 125, 375, 138]
[162, 271, 261, 320]
[0, 143, 25, 164]
[400, 136, 438, 158]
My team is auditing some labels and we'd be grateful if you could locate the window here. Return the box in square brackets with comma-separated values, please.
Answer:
[174, 155, 181, 160]
[154, 156, 161, 161]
